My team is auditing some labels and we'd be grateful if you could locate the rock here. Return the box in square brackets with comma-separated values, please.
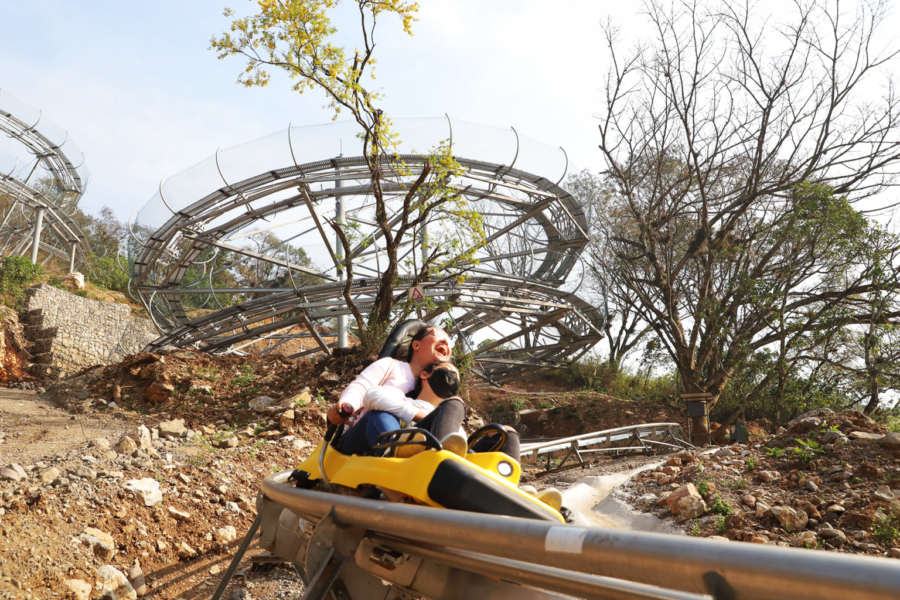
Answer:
[64, 579, 93, 600]
[656, 491, 673, 506]
[75, 466, 97, 480]
[756, 501, 772, 518]
[218, 436, 239, 449]
[715, 448, 736, 459]
[158, 419, 186, 438]
[63, 272, 85, 290]
[723, 513, 744, 530]
[279, 409, 295, 430]
[795, 417, 821, 432]
[848, 431, 883, 442]
[178, 541, 197, 559]
[114, 436, 138, 454]
[665, 457, 682, 467]
[818, 528, 847, 546]
[748, 535, 770, 544]
[210, 565, 221, 575]
[822, 430, 843, 444]
[90, 438, 111, 450]
[292, 439, 313, 452]
[889, 548, 900, 559]
[666, 483, 703, 515]
[216, 526, 238, 542]
[742, 494, 756, 508]
[190, 383, 213, 395]
[78, 527, 117, 561]
[156, 540, 168, 552]
[136, 425, 153, 449]
[771, 506, 808, 532]
[168, 507, 191, 521]
[879, 432, 900, 451]
[177, 473, 191, 484]
[225, 501, 241, 513]
[229, 591, 252, 600]
[873, 486, 895, 502]
[676, 494, 707, 519]
[0, 467, 21, 482]
[145, 382, 175, 404]
[249, 396, 276, 412]
[757, 471, 779, 482]
[127, 563, 147, 596]
[95, 565, 137, 600]
[123, 479, 163, 507]
[806, 481, 819, 493]
[798, 531, 818, 548]
[39, 467, 60, 485]
[661, 466, 681, 475]
[7, 463, 27, 479]
[792, 500, 821, 520]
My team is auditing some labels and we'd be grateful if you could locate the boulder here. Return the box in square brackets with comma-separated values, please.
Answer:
[249, 396, 276, 412]
[665, 457, 682, 467]
[62, 272, 85, 291]
[676, 494, 707, 519]
[74, 466, 97, 480]
[95, 565, 137, 600]
[218, 436, 239, 449]
[879, 432, 900, 451]
[756, 501, 772, 518]
[114, 436, 138, 454]
[742, 494, 756, 508]
[6, 464, 27, 479]
[771, 506, 808, 532]
[123, 479, 163, 507]
[158, 419, 186, 439]
[78, 527, 116, 561]
[715, 448, 736, 459]
[757, 471, 779, 482]
[818, 527, 847, 546]
[90, 438, 111, 450]
[797, 531, 818, 548]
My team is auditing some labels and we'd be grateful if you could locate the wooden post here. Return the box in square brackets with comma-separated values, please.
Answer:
[680, 393, 712, 447]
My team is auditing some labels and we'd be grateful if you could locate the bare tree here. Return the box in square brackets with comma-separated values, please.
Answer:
[595, 0, 900, 425]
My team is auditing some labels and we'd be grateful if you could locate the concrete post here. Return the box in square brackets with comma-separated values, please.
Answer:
[68, 245, 77, 273]
[335, 164, 348, 349]
[30, 206, 45, 264]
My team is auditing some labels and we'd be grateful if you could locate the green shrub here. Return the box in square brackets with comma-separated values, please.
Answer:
[874, 503, 900, 542]
[0, 256, 43, 297]
[81, 253, 130, 293]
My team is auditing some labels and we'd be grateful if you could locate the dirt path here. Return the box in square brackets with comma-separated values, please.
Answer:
[0, 389, 132, 466]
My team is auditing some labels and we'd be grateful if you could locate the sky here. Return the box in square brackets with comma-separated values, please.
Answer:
[0, 0, 622, 220]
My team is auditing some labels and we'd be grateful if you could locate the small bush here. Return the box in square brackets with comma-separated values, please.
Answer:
[874, 503, 900, 542]
[0, 256, 43, 298]
[81, 253, 130, 293]
[708, 494, 732, 516]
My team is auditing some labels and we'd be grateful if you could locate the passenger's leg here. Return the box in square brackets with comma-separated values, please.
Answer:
[415, 397, 465, 440]
[470, 425, 520, 461]
[338, 411, 401, 455]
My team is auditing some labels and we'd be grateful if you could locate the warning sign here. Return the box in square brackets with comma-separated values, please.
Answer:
[409, 286, 425, 301]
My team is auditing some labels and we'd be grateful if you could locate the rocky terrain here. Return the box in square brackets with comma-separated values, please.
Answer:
[620, 409, 900, 557]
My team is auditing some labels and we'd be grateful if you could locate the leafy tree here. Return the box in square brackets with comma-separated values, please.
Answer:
[595, 0, 900, 439]
[211, 0, 486, 345]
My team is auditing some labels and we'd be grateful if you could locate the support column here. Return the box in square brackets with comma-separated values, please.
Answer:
[30, 206, 45, 264]
[335, 162, 348, 349]
[68, 245, 77, 273]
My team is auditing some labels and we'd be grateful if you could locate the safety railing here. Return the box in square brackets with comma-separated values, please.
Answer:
[519, 422, 693, 472]
[236, 471, 900, 600]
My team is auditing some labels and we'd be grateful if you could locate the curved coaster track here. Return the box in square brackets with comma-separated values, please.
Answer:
[131, 119, 605, 382]
[0, 89, 90, 269]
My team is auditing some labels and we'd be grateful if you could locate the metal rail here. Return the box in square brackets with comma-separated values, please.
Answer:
[256, 471, 900, 600]
[519, 423, 692, 471]
[129, 119, 601, 381]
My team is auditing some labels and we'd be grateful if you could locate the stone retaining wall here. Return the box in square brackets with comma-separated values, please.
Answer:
[21, 284, 159, 378]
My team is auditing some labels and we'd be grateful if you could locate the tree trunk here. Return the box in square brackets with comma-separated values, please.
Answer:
[864, 370, 880, 414]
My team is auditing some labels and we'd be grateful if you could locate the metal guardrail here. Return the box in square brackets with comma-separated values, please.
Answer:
[224, 470, 900, 600]
[519, 423, 693, 472]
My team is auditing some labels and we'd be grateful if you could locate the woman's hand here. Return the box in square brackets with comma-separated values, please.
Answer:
[327, 404, 352, 425]
[411, 410, 428, 423]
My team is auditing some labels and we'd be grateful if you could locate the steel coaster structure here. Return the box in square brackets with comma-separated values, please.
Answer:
[213, 470, 900, 600]
[0, 89, 91, 269]
[131, 119, 604, 382]
[519, 423, 693, 472]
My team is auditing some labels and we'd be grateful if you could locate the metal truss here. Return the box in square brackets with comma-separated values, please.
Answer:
[131, 119, 603, 381]
[0, 89, 91, 269]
